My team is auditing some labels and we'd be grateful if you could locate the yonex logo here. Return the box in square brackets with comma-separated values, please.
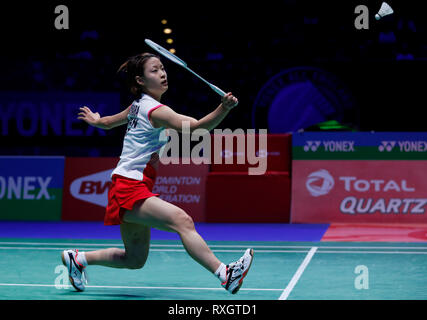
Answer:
[0, 176, 52, 200]
[303, 141, 321, 152]
[306, 169, 335, 197]
[378, 141, 396, 152]
[396, 141, 427, 152]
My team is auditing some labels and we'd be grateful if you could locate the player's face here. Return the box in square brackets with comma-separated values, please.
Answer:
[142, 57, 168, 94]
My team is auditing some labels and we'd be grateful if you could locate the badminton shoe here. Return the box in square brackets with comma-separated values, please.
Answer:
[221, 248, 254, 294]
[61, 249, 88, 291]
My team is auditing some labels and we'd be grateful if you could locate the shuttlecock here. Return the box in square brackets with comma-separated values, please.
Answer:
[375, 2, 394, 20]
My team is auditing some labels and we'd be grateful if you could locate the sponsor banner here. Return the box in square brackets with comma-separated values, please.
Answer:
[291, 160, 427, 223]
[0, 156, 65, 220]
[154, 159, 209, 222]
[210, 134, 291, 172]
[0, 91, 120, 138]
[293, 132, 427, 160]
[62, 157, 117, 221]
[62, 157, 208, 222]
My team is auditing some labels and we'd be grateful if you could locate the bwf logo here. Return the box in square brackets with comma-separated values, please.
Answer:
[378, 141, 396, 152]
[303, 141, 321, 152]
[70, 169, 113, 207]
[306, 169, 335, 197]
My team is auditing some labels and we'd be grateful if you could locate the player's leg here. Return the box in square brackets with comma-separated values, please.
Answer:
[84, 222, 150, 269]
[123, 196, 254, 294]
[61, 223, 150, 291]
[122, 196, 221, 274]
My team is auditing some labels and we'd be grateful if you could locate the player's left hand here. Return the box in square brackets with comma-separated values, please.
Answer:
[78, 106, 101, 126]
[221, 92, 239, 110]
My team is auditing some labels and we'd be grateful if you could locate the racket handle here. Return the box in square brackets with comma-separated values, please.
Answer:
[209, 84, 226, 97]
[211, 84, 239, 106]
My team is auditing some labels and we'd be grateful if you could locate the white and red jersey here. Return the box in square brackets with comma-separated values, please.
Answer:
[112, 94, 167, 181]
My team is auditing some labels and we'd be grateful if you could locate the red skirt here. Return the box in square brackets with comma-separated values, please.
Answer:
[104, 164, 158, 225]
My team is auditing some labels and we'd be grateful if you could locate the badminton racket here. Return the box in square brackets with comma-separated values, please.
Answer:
[145, 39, 226, 97]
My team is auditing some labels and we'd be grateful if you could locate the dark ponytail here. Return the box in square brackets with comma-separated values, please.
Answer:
[117, 53, 160, 97]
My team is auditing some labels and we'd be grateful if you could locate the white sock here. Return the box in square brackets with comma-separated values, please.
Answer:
[76, 251, 88, 267]
[215, 263, 227, 283]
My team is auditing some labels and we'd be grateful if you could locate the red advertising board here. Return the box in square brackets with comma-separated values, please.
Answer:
[62, 157, 209, 222]
[206, 172, 291, 223]
[291, 160, 427, 223]
[154, 160, 209, 222]
[62, 157, 118, 221]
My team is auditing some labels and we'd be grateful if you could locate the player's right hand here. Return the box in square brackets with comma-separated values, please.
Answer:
[221, 92, 239, 110]
[78, 106, 101, 126]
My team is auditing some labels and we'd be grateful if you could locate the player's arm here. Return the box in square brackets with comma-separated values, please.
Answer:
[151, 92, 238, 132]
[77, 105, 131, 130]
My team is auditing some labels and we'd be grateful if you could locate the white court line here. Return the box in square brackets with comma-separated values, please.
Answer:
[0, 246, 427, 254]
[279, 247, 317, 300]
[0, 283, 282, 292]
[0, 242, 426, 250]
[316, 250, 427, 254]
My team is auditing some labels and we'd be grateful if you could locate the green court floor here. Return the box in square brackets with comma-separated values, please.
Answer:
[0, 238, 426, 300]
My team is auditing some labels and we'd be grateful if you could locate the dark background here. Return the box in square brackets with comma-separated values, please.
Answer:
[0, 0, 426, 156]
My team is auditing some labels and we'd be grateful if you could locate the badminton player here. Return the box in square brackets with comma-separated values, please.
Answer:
[62, 53, 254, 294]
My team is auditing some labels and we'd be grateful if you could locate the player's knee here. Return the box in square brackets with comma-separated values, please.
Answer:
[174, 208, 194, 233]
